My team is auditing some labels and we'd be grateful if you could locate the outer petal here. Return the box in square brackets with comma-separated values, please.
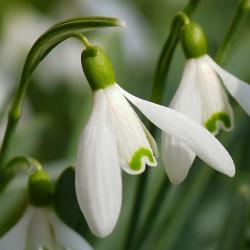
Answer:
[118, 85, 235, 177]
[196, 56, 234, 135]
[26, 207, 56, 249]
[104, 85, 157, 175]
[205, 55, 250, 116]
[76, 90, 122, 237]
[0, 207, 33, 250]
[162, 59, 201, 184]
[47, 211, 93, 250]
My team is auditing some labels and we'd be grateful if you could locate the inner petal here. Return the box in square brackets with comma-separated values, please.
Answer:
[104, 85, 157, 174]
[196, 57, 234, 135]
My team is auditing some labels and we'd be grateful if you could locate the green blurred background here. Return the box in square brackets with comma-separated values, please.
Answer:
[0, 0, 249, 249]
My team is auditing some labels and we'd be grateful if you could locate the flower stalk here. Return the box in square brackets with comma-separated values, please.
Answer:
[0, 17, 123, 169]
[133, 2, 250, 248]
[124, 0, 202, 248]
[215, 0, 250, 64]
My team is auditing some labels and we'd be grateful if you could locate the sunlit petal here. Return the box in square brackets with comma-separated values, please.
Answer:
[119, 84, 235, 177]
[205, 55, 250, 116]
[76, 90, 122, 237]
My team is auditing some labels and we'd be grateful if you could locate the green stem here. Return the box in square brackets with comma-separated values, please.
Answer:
[73, 34, 92, 48]
[0, 17, 122, 169]
[0, 36, 87, 169]
[215, 0, 250, 64]
[132, 176, 170, 249]
[124, 1, 202, 249]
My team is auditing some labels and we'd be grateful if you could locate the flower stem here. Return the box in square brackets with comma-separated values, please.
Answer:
[215, 0, 250, 64]
[0, 17, 123, 169]
[73, 34, 92, 48]
[123, 1, 202, 249]
[130, 0, 250, 248]
[0, 35, 88, 169]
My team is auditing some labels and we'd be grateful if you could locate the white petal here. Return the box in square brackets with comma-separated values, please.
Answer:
[162, 60, 200, 184]
[169, 59, 202, 121]
[196, 56, 234, 135]
[104, 85, 157, 175]
[26, 207, 56, 250]
[0, 206, 33, 250]
[47, 211, 93, 250]
[161, 134, 196, 185]
[205, 55, 250, 116]
[76, 90, 122, 237]
[118, 84, 235, 177]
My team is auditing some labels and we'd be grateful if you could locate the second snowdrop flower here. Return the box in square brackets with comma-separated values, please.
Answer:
[0, 168, 92, 250]
[76, 40, 235, 237]
[162, 21, 250, 185]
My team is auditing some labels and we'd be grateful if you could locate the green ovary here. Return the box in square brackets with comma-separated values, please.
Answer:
[205, 112, 231, 133]
[129, 148, 155, 171]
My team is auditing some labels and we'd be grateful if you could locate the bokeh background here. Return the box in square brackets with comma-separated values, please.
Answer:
[0, 0, 249, 249]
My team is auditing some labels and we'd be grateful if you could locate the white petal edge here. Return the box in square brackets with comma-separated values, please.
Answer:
[117, 84, 235, 177]
[0, 206, 33, 250]
[162, 60, 200, 184]
[76, 89, 122, 238]
[205, 55, 250, 116]
[48, 210, 93, 250]
[140, 121, 159, 158]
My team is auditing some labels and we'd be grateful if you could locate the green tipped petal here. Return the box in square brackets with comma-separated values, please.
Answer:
[81, 46, 116, 90]
[205, 112, 231, 133]
[129, 148, 156, 171]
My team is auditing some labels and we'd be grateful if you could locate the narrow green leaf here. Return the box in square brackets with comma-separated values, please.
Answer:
[53, 167, 94, 241]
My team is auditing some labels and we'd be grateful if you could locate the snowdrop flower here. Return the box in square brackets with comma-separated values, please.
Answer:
[0, 168, 92, 250]
[0, 206, 92, 250]
[76, 43, 235, 237]
[162, 22, 249, 185]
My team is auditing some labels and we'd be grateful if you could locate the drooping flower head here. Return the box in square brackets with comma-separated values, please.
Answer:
[76, 41, 235, 237]
[0, 168, 92, 250]
[162, 20, 250, 184]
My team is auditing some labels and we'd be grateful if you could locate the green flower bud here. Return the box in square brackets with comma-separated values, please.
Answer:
[181, 22, 208, 59]
[81, 46, 116, 90]
[28, 169, 53, 207]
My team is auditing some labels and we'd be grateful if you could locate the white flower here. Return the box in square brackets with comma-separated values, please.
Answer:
[162, 55, 250, 185]
[0, 206, 92, 250]
[76, 83, 235, 237]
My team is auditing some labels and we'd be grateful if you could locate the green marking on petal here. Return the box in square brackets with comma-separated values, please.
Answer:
[205, 112, 231, 133]
[129, 147, 155, 171]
